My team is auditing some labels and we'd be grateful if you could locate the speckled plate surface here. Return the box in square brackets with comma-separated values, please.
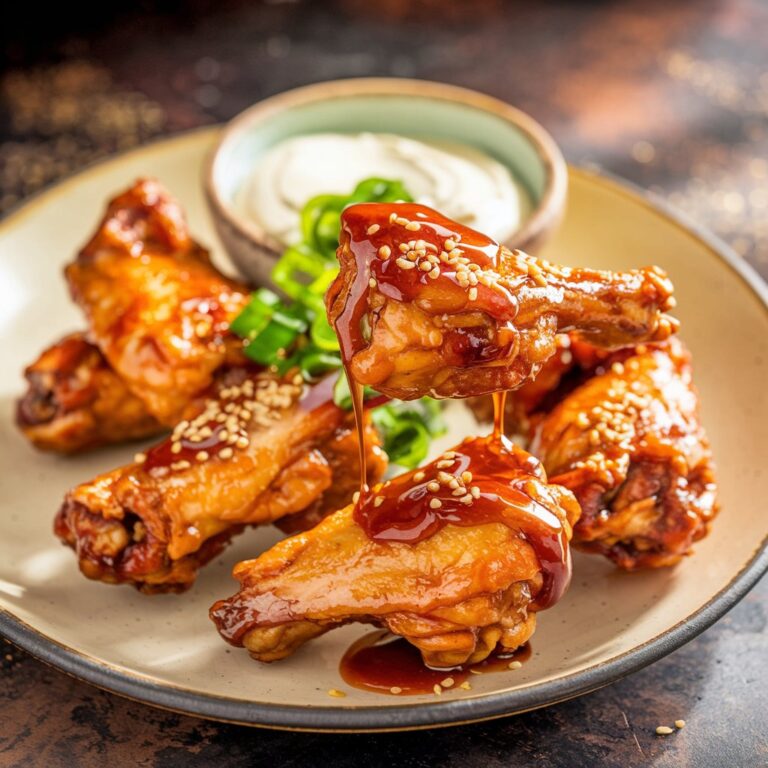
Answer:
[0, 128, 766, 732]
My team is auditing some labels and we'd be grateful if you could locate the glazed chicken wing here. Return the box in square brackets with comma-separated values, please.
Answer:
[529, 337, 718, 569]
[55, 372, 386, 592]
[65, 179, 250, 425]
[326, 203, 678, 401]
[16, 333, 163, 453]
[210, 436, 580, 667]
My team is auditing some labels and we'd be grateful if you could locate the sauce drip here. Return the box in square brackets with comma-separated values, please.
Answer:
[340, 630, 532, 695]
[493, 390, 507, 439]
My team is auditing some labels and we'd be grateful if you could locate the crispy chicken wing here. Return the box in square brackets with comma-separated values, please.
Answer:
[326, 203, 678, 401]
[65, 179, 250, 425]
[55, 372, 386, 592]
[210, 435, 580, 667]
[529, 337, 718, 568]
[16, 333, 163, 453]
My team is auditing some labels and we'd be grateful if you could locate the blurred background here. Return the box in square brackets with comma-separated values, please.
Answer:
[1, 2, 766, 765]
[1, 0, 767, 278]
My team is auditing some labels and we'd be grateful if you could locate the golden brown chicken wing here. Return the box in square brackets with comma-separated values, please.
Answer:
[210, 435, 580, 667]
[65, 179, 250, 425]
[326, 203, 678, 401]
[16, 333, 163, 453]
[55, 372, 386, 592]
[529, 337, 718, 569]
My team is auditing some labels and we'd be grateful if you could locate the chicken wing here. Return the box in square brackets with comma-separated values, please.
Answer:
[65, 179, 250, 425]
[16, 333, 163, 453]
[529, 337, 718, 569]
[326, 203, 678, 401]
[55, 372, 386, 592]
[210, 435, 580, 667]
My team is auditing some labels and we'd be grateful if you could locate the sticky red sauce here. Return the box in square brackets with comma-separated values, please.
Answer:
[326, 202, 521, 376]
[339, 630, 532, 695]
[353, 433, 571, 611]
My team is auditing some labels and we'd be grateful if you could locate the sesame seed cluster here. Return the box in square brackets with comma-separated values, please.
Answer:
[568, 353, 655, 484]
[374, 211, 571, 302]
[136, 373, 303, 472]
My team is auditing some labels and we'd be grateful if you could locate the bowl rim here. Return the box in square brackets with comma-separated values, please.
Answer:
[1, 127, 767, 733]
[203, 77, 568, 257]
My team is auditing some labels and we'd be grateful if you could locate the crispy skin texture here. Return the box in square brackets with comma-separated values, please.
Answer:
[327, 203, 678, 401]
[54, 372, 386, 593]
[530, 337, 718, 569]
[210, 439, 580, 667]
[65, 179, 250, 425]
[16, 333, 163, 453]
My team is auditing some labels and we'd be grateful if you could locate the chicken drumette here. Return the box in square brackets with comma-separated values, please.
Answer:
[326, 203, 678, 401]
[210, 435, 580, 667]
[55, 372, 386, 592]
[16, 333, 163, 453]
[65, 178, 250, 425]
[529, 337, 718, 569]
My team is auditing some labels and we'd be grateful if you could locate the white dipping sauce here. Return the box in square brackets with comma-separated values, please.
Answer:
[235, 133, 531, 245]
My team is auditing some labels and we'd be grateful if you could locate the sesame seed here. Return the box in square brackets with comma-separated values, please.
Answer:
[171, 460, 191, 471]
[508, 661, 523, 670]
[398, 243, 409, 253]
[378, 245, 391, 259]
[218, 447, 234, 460]
[428, 267, 440, 279]
[389, 213, 398, 223]
[460, 494, 473, 504]
[429, 498, 443, 509]
[413, 471, 425, 482]
[468, 287, 478, 301]
[419, 261, 432, 272]
[219, 430, 229, 441]
[675, 720, 686, 729]
[448, 478, 460, 489]
[427, 481, 440, 493]
[236, 436, 249, 449]
[195, 321, 210, 338]
[452, 488, 466, 496]
[444, 238, 456, 251]
[367, 224, 380, 235]
[328, 689, 347, 698]
[373, 496, 384, 507]
[437, 471, 453, 484]
[440, 677, 455, 688]
[433, 684, 442, 695]
[369, 278, 377, 288]
[134, 452, 146, 463]
[461, 471, 473, 484]
[436, 460, 454, 469]
[353, 492, 360, 504]
[396, 258, 416, 270]
[196, 451, 209, 462]
[656, 726, 674, 735]
[171, 442, 182, 454]
[470, 486, 481, 498]
[405, 221, 420, 231]
[390, 686, 402, 695]
[459, 682, 472, 690]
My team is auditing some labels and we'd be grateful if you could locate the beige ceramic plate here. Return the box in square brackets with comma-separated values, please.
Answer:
[0, 129, 766, 732]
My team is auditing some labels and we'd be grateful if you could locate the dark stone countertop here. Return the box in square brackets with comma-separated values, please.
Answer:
[1, 1, 766, 765]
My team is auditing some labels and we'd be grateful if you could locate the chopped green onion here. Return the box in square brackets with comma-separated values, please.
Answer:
[229, 177, 443, 467]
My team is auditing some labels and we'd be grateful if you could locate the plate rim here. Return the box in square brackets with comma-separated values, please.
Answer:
[1, 128, 766, 732]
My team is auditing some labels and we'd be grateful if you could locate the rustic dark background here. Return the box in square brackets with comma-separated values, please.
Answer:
[1, 1, 766, 766]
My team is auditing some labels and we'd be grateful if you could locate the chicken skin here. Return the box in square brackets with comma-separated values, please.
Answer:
[529, 337, 718, 569]
[326, 203, 678, 401]
[16, 333, 163, 453]
[210, 435, 580, 667]
[55, 372, 387, 592]
[65, 179, 250, 425]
